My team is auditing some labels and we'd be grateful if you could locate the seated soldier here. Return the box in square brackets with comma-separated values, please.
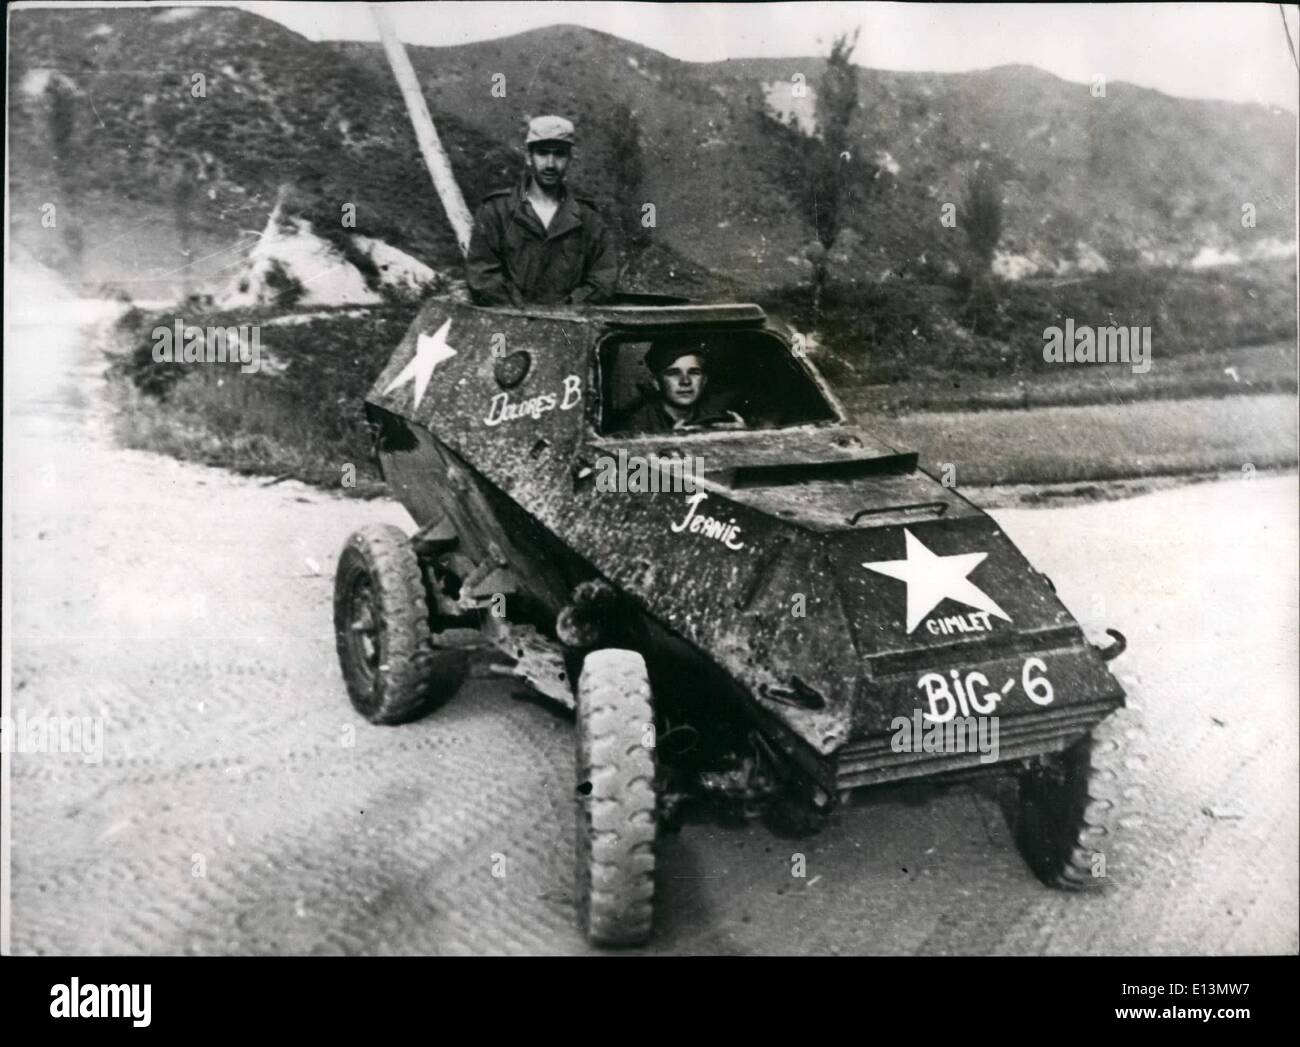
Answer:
[611, 341, 747, 433]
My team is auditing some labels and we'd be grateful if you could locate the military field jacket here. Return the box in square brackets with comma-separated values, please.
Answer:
[465, 179, 617, 306]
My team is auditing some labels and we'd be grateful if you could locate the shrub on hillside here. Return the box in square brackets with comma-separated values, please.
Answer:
[263, 259, 305, 309]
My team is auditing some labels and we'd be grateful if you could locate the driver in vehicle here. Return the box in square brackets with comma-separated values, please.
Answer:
[612, 341, 747, 433]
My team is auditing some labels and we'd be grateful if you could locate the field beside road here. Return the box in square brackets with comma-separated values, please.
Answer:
[843, 341, 1297, 415]
[871, 393, 1297, 488]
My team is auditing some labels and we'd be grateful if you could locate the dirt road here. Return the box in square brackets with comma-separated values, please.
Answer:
[4, 295, 1297, 955]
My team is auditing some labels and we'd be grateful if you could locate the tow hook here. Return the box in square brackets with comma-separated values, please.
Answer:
[1094, 628, 1127, 662]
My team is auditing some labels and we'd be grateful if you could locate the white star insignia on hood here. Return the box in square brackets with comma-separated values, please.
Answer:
[862, 528, 1012, 633]
[384, 318, 457, 410]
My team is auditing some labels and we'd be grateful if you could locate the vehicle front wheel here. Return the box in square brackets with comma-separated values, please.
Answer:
[1015, 718, 1124, 889]
[333, 524, 466, 724]
[574, 648, 657, 946]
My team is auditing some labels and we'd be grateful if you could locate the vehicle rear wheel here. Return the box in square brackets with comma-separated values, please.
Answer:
[334, 524, 466, 724]
[574, 649, 657, 946]
[1015, 717, 1123, 889]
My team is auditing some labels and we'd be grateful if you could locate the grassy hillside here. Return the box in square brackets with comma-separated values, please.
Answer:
[765, 259, 1298, 387]
[10, 7, 1296, 297]
[8, 6, 513, 293]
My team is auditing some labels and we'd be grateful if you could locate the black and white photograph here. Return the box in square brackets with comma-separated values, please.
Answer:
[3, 0, 1298, 982]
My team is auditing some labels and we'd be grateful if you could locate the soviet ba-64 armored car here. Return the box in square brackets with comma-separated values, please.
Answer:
[333, 294, 1128, 946]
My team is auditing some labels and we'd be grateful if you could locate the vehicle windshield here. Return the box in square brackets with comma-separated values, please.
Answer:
[598, 329, 839, 436]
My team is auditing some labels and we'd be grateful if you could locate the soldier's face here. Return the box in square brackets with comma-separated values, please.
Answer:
[657, 354, 707, 409]
[528, 144, 571, 189]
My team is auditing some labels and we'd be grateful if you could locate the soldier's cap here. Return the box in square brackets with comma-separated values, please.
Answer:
[525, 115, 575, 148]
[645, 338, 711, 375]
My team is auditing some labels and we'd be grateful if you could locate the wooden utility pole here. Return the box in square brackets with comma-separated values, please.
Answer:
[371, 4, 474, 256]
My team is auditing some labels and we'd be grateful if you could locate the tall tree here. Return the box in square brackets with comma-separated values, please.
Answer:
[806, 29, 861, 324]
[960, 160, 1004, 331]
[606, 102, 649, 272]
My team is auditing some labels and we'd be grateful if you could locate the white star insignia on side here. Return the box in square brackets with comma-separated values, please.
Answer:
[862, 528, 1011, 633]
[384, 318, 457, 409]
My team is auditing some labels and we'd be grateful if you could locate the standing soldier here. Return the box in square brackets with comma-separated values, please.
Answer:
[466, 115, 617, 306]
